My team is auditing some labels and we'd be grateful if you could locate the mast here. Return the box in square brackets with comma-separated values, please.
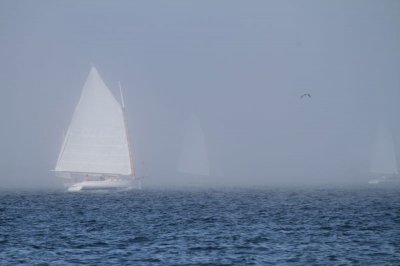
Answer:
[119, 81, 125, 109]
[119, 81, 135, 177]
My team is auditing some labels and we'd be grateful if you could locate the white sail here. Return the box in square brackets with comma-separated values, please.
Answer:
[55, 66, 133, 176]
[177, 117, 210, 176]
[370, 126, 398, 175]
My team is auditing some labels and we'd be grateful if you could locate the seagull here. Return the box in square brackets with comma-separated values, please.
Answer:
[300, 93, 311, 99]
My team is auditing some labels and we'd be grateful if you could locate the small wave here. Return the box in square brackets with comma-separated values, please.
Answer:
[126, 236, 150, 243]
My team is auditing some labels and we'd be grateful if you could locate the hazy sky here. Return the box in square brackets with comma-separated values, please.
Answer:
[0, 0, 399, 188]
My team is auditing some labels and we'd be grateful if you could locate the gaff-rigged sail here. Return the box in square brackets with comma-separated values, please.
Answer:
[55, 67, 134, 176]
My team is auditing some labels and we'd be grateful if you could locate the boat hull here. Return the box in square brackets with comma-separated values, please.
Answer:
[67, 179, 134, 192]
[368, 175, 400, 185]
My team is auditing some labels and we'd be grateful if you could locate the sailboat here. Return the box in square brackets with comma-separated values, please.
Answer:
[368, 126, 398, 184]
[177, 116, 210, 177]
[54, 66, 135, 191]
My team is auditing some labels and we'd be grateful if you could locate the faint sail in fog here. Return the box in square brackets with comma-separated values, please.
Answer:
[370, 126, 398, 175]
[177, 116, 210, 176]
[368, 125, 398, 184]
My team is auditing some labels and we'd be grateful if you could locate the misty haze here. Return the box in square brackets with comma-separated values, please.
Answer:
[0, 0, 398, 189]
[1, 1, 399, 265]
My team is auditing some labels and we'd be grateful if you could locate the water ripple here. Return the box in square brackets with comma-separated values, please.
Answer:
[0, 188, 399, 265]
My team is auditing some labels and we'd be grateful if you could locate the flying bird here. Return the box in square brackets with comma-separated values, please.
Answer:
[300, 93, 311, 99]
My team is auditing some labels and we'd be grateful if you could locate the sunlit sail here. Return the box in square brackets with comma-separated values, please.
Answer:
[55, 66, 135, 191]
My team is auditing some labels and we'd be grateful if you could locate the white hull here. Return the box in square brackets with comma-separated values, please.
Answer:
[368, 179, 382, 185]
[67, 179, 133, 192]
[368, 175, 400, 185]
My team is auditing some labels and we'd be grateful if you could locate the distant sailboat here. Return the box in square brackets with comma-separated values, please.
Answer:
[54, 66, 135, 191]
[177, 117, 210, 177]
[368, 126, 398, 184]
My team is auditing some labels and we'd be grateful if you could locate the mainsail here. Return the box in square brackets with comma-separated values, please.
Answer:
[177, 117, 210, 176]
[370, 126, 398, 175]
[55, 66, 133, 176]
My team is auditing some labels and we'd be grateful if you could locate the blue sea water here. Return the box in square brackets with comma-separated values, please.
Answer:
[0, 187, 399, 265]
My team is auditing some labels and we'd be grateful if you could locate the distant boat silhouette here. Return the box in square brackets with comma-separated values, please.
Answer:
[177, 116, 210, 177]
[368, 125, 398, 185]
[300, 93, 311, 99]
